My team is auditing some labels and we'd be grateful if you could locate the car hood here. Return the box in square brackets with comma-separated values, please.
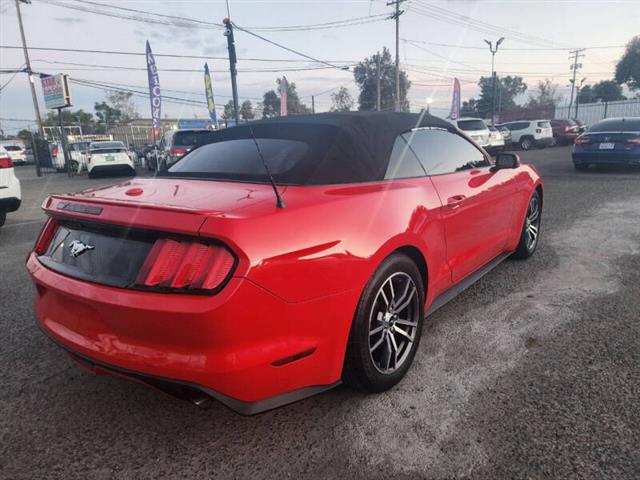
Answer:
[60, 178, 278, 216]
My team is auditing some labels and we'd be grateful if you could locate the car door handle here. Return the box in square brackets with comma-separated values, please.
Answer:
[446, 195, 466, 208]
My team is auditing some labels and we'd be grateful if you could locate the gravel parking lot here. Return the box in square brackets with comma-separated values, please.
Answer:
[1, 147, 639, 479]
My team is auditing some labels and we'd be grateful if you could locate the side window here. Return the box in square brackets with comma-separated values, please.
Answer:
[406, 129, 489, 176]
[384, 135, 426, 180]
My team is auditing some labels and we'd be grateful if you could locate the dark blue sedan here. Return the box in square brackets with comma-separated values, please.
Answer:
[572, 117, 640, 171]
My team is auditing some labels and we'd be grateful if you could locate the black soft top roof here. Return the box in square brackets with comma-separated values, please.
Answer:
[196, 112, 455, 185]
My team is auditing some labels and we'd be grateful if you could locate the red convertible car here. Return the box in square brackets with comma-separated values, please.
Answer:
[27, 112, 543, 414]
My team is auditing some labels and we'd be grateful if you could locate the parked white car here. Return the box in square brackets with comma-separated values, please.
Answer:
[0, 146, 22, 227]
[452, 118, 491, 149]
[68, 141, 91, 173]
[2, 145, 27, 165]
[87, 141, 136, 178]
[487, 125, 505, 153]
[499, 120, 554, 150]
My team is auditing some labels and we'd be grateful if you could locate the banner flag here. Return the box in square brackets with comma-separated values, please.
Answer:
[204, 63, 218, 127]
[146, 41, 162, 140]
[449, 78, 461, 120]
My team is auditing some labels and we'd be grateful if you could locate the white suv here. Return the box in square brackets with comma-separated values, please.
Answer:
[87, 141, 135, 178]
[499, 120, 554, 150]
[0, 146, 22, 227]
[451, 118, 491, 149]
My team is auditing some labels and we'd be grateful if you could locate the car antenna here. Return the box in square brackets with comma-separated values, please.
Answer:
[246, 123, 286, 209]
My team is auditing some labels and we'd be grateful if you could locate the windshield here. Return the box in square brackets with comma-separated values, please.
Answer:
[4, 146, 23, 151]
[174, 130, 215, 146]
[537, 121, 551, 128]
[589, 119, 640, 132]
[457, 120, 486, 131]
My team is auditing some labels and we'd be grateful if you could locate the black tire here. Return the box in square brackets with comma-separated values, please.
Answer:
[0, 211, 6, 228]
[343, 253, 425, 392]
[512, 190, 542, 260]
[574, 163, 588, 171]
[519, 137, 533, 151]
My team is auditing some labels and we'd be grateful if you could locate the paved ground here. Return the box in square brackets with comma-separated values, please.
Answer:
[1, 148, 639, 479]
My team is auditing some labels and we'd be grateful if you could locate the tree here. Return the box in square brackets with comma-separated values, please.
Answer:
[261, 90, 279, 118]
[615, 35, 640, 91]
[17, 129, 35, 149]
[577, 84, 594, 104]
[330, 87, 354, 112]
[460, 98, 480, 117]
[592, 80, 626, 102]
[222, 100, 234, 120]
[353, 47, 410, 111]
[260, 79, 310, 118]
[475, 75, 527, 116]
[240, 100, 255, 120]
[105, 91, 139, 121]
[43, 109, 97, 134]
[94, 102, 122, 131]
[527, 79, 562, 108]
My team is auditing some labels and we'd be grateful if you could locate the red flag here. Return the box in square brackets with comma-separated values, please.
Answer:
[449, 78, 461, 120]
[279, 76, 288, 116]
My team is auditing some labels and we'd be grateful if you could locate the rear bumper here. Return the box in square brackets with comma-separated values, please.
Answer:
[88, 163, 135, 175]
[534, 137, 554, 147]
[27, 253, 355, 413]
[572, 151, 640, 165]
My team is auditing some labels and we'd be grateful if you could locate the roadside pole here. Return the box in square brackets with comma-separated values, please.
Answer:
[387, 0, 406, 112]
[567, 49, 585, 117]
[376, 54, 381, 111]
[312, 96, 315, 114]
[15, 0, 44, 177]
[223, 17, 240, 124]
[57, 107, 71, 176]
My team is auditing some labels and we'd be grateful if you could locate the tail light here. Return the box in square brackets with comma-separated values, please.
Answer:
[0, 156, 13, 169]
[563, 126, 569, 132]
[575, 136, 591, 145]
[135, 238, 235, 293]
[52, 145, 59, 156]
[34, 218, 60, 255]
[624, 135, 640, 146]
[170, 148, 188, 157]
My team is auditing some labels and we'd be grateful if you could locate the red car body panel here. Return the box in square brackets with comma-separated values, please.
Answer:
[27, 152, 542, 413]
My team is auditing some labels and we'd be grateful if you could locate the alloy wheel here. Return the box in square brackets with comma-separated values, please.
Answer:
[368, 272, 420, 374]
[524, 195, 540, 251]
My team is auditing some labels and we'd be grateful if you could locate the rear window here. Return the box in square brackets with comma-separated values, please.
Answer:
[4, 146, 22, 151]
[165, 123, 362, 185]
[174, 131, 215, 146]
[456, 120, 487, 131]
[537, 121, 551, 128]
[589, 119, 640, 132]
[90, 142, 125, 152]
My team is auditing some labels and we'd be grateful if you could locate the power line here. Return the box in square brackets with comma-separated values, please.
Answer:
[243, 14, 390, 31]
[232, 23, 351, 72]
[402, 39, 626, 51]
[0, 44, 355, 64]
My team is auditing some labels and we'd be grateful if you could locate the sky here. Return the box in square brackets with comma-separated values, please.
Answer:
[0, 0, 638, 134]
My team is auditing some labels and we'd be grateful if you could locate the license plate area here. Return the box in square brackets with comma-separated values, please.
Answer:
[599, 142, 615, 150]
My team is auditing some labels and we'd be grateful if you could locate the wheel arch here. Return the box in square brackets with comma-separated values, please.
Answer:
[394, 245, 428, 299]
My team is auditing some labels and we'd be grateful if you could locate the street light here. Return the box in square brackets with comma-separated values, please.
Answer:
[484, 37, 504, 125]
[426, 97, 433, 113]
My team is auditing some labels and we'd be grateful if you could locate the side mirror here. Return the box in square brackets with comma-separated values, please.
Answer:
[493, 152, 520, 170]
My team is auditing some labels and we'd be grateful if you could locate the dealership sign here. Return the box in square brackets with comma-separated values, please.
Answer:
[41, 74, 72, 109]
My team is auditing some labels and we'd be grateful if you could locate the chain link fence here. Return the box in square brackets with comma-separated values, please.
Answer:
[555, 99, 640, 125]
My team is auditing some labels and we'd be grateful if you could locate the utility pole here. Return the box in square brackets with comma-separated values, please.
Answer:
[573, 77, 586, 118]
[376, 53, 381, 111]
[484, 37, 504, 126]
[223, 17, 240, 124]
[568, 49, 585, 118]
[387, 0, 406, 112]
[311, 96, 315, 113]
[15, 0, 43, 176]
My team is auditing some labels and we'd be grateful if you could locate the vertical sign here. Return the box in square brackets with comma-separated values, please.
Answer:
[204, 63, 218, 128]
[146, 41, 161, 140]
[449, 78, 461, 120]
[41, 74, 72, 109]
[279, 76, 288, 117]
